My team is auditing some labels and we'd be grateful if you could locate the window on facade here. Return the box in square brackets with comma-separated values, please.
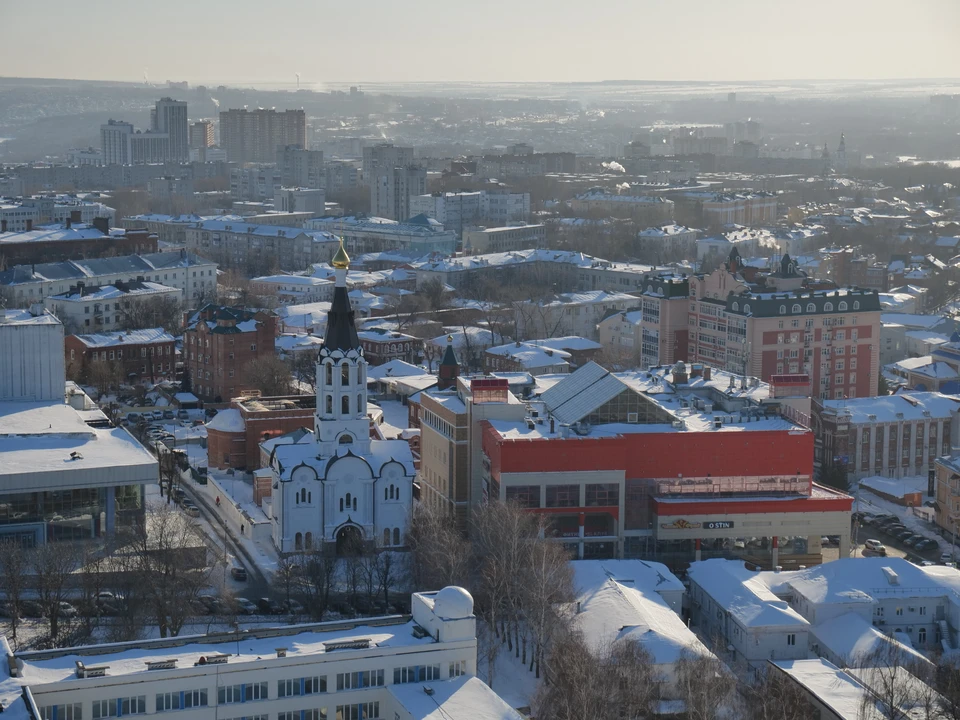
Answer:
[342, 395, 350, 414]
[336, 670, 384, 691]
[341, 363, 350, 385]
[743, 304, 751, 314]
[807, 303, 816, 312]
[853, 301, 860, 310]
[585, 483, 618, 507]
[449, 661, 466, 677]
[779, 305, 786, 315]
[545, 485, 579, 508]
[325, 363, 333, 385]
[394, 665, 441, 684]
[393, 528, 401, 545]
[383, 528, 391, 546]
[787, 634, 796, 646]
[325, 395, 332, 414]
[40, 705, 81, 720]
[792, 304, 802, 313]
[505, 485, 541, 508]
[336, 704, 378, 720]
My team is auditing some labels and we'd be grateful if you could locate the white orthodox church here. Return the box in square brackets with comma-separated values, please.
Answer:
[268, 241, 416, 554]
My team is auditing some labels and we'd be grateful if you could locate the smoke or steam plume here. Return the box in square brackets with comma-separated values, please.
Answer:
[602, 160, 626, 173]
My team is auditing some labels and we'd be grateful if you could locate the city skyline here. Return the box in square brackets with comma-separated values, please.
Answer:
[2, 0, 959, 85]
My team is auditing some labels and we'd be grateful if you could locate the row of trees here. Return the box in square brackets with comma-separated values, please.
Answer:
[0, 503, 213, 649]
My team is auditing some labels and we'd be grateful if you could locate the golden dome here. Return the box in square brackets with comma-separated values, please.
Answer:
[331, 237, 350, 270]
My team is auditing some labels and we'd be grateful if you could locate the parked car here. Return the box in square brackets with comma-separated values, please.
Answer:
[126, 412, 140, 423]
[230, 567, 248, 581]
[162, 410, 175, 420]
[58, 601, 77, 618]
[185, 505, 201, 518]
[257, 597, 282, 615]
[915, 539, 939, 552]
[895, 529, 915, 542]
[177, 410, 190, 420]
[151, 410, 164, 421]
[20, 600, 43, 618]
[941, 552, 956, 564]
[865, 539, 886, 555]
[283, 599, 304, 615]
[234, 598, 256, 615]
[903, 535, 924, 547]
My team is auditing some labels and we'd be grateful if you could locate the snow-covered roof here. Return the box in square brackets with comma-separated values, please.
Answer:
[786, 557, 951, 606]
[367, 359, 429, 382]
[858, 475, 929, 500]
[880, 313, 946, 331]
[906, 361, 958, 379]
[48, 281, 177, 302]
[688, 559, 809, 629]
[812, 612, 927, 667]
[571, 560, 713, 666]
[71, 328, 174, 347]
[205, 408, 245, 433]
[819, 392, 960, 424]
[771, 659, 870, 720]
[389, 676, 525, 720]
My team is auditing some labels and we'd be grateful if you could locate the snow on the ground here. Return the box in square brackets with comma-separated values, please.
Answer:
[854, 484, 952, 553]
[859, 474, 928, 500]
[475, 623, 540, 711]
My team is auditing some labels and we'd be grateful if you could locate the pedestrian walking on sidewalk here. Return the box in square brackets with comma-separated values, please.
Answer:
[240, 523, 244, 535]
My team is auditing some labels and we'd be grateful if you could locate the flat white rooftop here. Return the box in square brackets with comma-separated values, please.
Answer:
[0, 400, 157, 492]
[17, 617, 429, 685]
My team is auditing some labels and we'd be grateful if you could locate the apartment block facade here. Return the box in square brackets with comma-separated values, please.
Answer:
[219, 108, 307, 164]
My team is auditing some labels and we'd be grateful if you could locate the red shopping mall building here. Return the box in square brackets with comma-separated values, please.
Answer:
[479, 361, 852, 569]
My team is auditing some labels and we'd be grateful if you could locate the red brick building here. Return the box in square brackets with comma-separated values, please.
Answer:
[65, 327, 176, 382]
[0, 222, 157, 266]
[183, 305, 279, 402]
[206, 394, 315, 470]
[357, 328, 423, 365]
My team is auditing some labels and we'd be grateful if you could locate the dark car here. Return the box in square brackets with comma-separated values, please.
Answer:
[895, 530, 916, 542]
[257, 597, 282, 615]
[915, 539, 939, 552]
[884, 524, 907, 535]
[230, 566, 248, 581]
[903, 535, 925, 547]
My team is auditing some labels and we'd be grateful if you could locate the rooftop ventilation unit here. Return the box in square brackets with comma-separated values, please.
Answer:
[324, 639, 371, 652]
[146, 659, 178, 671]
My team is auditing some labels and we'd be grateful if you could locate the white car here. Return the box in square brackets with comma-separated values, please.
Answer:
[941, 552, 955, 564]
[865, 539, 886, 555]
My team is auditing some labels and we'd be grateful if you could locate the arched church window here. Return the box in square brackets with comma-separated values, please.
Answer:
[345, 492, 351, 506]
[353, 496, 357, 511]
[384, 487, 389, 501]
[339, 434, 353, 444]
[792, 304, 801, 313]
[342, 395, 350, 414]
[383, 528, 391, 546]
[341, 362, 350, 385]
[358, 393, 364, 414]
[325, 394, 332, 415]
[326, 363, 333, 385]
[295, 532, 303, 551]
[393, 528, 401, 545]
[305, 532, 312, 550]
[838, 301, 848, 311]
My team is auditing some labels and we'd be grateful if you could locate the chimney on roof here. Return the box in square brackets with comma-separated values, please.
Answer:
[671, 361, 688, 385]
[0, 219, 6, 233]
[690, 363, 703, 379]
[25, 218, 32, 231]
[92, 217, 109, 235]
[703, 366, 711, 381]
[70, 209, 82, 224]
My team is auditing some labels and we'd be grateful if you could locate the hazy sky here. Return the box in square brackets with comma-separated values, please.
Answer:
[3, 0, 959, 85]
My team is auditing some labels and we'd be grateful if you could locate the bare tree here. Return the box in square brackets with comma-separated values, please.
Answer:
[533, 632, 658, 720]
[855, 642, 937, 720]
[372, 542, 402, 613]
[120, 296, 183, 334]
[742, 665, 819, 720]
[244, 355, 293, 396]
[407, 503, 470, 592]
[275, 553, 300, 610]
[936, 659, 960, 720]
[675, 651, 736, 720]
[134, 503, 212, 638]
[0, 540, 28, 648]
[33, 542, 82, 642]
[522, 534, 574, 677]
[87, 358, 124, 397]
[297, 550, 339, 620]
[288, 352, 317, 394]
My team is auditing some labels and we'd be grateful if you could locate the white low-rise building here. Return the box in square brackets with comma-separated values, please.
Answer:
[6, 586, 522, 720]
[688, 559, 811, 664]
[44, 280, 180, 334]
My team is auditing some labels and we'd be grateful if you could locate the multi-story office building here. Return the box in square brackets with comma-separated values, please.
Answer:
[0, 250, 216, 307]
[184, 219, 339, 271]
[700, 192, 778, 227]
[100, 120, 134, 165]
[101, 99, 188, 165]
[183, 305, 279, 402]
[9, 586, 519, 720]
[0, 307, 156, 546]
[277, 144, 324, 189]
[275, 186, 325, 215]
[325, 159, 361, 192]
[410, 190, 531, 238]
[362, 143, 415, 180]
[306, 215, 456, 256]
[219, 108, 306, 164]
[688, 258, 882, 399]
[230, 166, 283, 201]
[815, 392, 959, 480]
[371, 166, 426, 221]
[597, 276, 691, 367]
[0, 195, 116, 233]
[189, 119, 215, 149]
[151, 97, 189, 163]
[461, 224, 544, 254]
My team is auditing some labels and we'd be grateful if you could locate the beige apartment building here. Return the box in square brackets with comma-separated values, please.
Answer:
[597, 276, 690, 367]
